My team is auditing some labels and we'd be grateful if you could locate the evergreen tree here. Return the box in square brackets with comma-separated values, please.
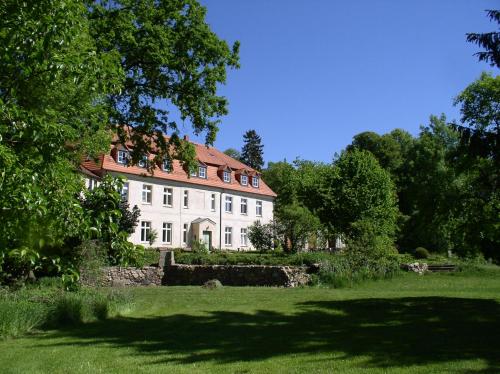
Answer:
[240, 130, 264, 170]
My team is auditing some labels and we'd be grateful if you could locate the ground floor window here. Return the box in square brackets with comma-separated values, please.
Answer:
[162, 222, 172, 244]
[240, 228, 248, 246]
[225, 227, 232, 246]
[183, 223, 188, 244]
[140, 221, 151, 242]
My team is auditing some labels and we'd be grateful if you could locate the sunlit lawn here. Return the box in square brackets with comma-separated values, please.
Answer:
[1, 270, 500, 373]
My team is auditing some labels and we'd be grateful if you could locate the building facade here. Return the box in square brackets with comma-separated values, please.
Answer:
[81, 136, 276, 250]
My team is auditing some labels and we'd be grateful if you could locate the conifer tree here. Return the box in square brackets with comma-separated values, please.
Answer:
[240, 130, 264, 170]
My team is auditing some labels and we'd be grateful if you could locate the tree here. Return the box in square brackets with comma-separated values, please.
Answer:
[275, 204, 321, 252]
[223, 148, 241, 160]
[240, 130, 264, 170]
[466, 10, 500, 68]
[0, 0, 120, 255]
[323, 150, 399, 253]
[0, 0, 239, 276]
[261, 161, 298, 209]
[87, 0, 240, 170]
[248, 221, 274, 251]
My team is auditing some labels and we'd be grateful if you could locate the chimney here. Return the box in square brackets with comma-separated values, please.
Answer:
[183, 135, 189, 142]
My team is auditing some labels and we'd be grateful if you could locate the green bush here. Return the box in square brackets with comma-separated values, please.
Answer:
[414, 247, 430, 259]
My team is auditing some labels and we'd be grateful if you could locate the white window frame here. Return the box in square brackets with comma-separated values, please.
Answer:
[182, 223, 188, 244]
[256, 200, 263, 216]
[117, 150, 129, 165]
[142, 184, 152, 204]
[223, 170, 231, 183]
[225, 227, 232, 246]
[198, 166, 207, 179]
[163, 187, 173, 207]
[140, 221, 151, 243]
[138, 155, 148, 168]
[240, 228, 248, 247]
[162, 222, 173, 244]
[241, 175, 248, 186]
[183, 190, 189, 209]
[211, 193, 216, 212]
[120, 182, 129, 201]
[225, 196, 233, 213]
[252, 176, 259, 188]
[240, 198, 248, 215]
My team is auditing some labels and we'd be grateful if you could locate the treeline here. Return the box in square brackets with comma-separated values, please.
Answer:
[263, 72, 499, 261]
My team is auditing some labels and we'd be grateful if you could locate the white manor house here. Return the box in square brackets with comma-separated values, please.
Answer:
[80, 135, 276, 250]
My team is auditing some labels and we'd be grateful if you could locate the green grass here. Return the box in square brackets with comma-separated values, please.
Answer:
[1, 271, 500, 373]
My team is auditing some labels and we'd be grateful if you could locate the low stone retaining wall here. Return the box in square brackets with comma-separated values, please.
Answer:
[81, 251, 311, 288]
[161, 251, 310, 287]
[163, 263, 310, 287]
[81, 266, 162, 287]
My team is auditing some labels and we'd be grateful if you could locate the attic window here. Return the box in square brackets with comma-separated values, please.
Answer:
[252, 176, 259, 188]
[241, 175, 248, 186]
[117, 150, 129, 165]
[198, 166, 207, 179]
[138, 155, 148, 168]
[162, 158, 171, 172]
[223, 170, 231, 183]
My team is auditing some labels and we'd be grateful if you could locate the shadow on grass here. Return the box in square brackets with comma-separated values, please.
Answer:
[34, 297, 500, 372]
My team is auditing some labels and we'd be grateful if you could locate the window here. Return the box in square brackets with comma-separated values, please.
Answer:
[223, 170, 231, 183]
[256, 200, 263, 216]
[138, 154, 148, 168]
[183, 223, 188, 244]
[142, 184, 152, 204]
[252, 176, 259, 188]
[88, 179, 96, 190]
[162, 222, 172, 244]
[198, 166, 207, 179]
[183, 190, 189, 208]
[225, 227, 232, 246]
[163, 187, 173, 207]
[211, 193, 216, 211]
[225, 196, 233, 213]
[120, 182, 129, 201]
[162, 158, 171, 172]
[241, 175, 248, 186]
[140, 221, 151, 242]
[241, 228, 248, 247]
[240, 198, 248, 215]
[117, 150, 129, 165]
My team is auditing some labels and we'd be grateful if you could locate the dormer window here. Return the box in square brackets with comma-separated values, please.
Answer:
[241, 175, 248, 186]
[117, 150, 129, 165]
[162, 158, 171, 172]
[198, 166, 207, 179]
[223, 170, 231, 183]
[252, 176, 259, 188]
[138, 155, 148, 168]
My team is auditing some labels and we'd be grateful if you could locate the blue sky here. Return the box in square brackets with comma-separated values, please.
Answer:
[184, 0, 498, 165]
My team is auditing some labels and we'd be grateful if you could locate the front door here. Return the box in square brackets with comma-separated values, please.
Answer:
[202, 231, 212, 250]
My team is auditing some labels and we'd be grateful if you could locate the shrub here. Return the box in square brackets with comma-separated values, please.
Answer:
[191, 240, 209, 254]
[248, 221, 274, 251]
[414, 247, 430, 259]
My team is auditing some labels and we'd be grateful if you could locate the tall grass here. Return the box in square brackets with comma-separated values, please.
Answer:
[0, 279, 133, 338]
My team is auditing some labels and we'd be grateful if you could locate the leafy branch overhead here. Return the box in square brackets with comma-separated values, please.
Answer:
[87, 0, 240, 169]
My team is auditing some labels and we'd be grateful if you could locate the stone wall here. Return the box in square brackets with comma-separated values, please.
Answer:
[161, 251, 310, 287]
[81, 266, 162, 287]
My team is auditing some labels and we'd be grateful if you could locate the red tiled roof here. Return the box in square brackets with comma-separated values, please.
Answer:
[82, 135, 276, 198]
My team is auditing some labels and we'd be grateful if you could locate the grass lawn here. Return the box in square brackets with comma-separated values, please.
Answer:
[1, 270, 500, 373]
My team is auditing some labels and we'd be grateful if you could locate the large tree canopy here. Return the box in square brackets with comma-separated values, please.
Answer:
[87, 0, 240, 169]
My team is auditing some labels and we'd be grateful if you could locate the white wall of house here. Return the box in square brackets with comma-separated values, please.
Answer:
[110, 172, 274, 250]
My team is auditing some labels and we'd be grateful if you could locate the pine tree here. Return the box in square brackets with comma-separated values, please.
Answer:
[240, 130, 264, 170]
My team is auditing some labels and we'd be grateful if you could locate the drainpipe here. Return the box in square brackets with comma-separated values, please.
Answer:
[219, 189, 223, 249]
